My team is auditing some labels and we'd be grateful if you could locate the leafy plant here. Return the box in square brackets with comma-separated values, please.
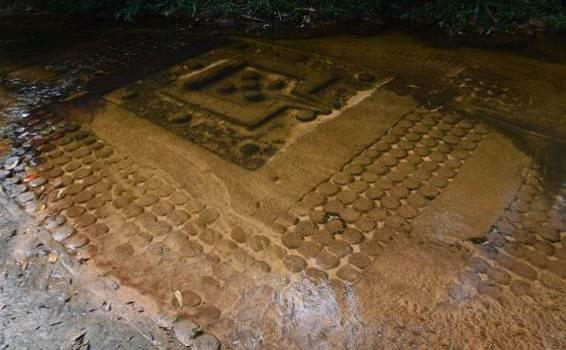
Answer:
[5, 0, 566, 35]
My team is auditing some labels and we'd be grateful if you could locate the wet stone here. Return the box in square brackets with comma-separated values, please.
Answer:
[95, 147, 114, 158]
[333, 172, 354, 186]
[420, 137, 437, 148]
[86, 223, 109, 238]
[429, 129, 444, 139]
[190, 334, 221, 350]
[533, 241, 555, 256]
[138, 192, 159, 207]
[367, 162, 388, 175]
[112, 195, 131, 209]
[382, 134, 399, 144]
[55, 197, 75, 211]
[361, 171, 379, 183]
[174, 320, 199, 347]
[390, 148, 407, 159]
[95, 206, 111, 219]
[337, 265, 361, 282]
[168, 209, 190, 226]
[525, 249, 550, 269]
[327, 240, 352, 258]
[65, 234, 90, 250]
[429, 175, 449, 188]
[295, 221, 317, 236]
[381, 196, 400, 210]
[74, 190, 94, 203]
[305, 267, 329, 282]
[312, 231, 335, 246]
[538, 226, 560, 242]
[72, 147, 91, 159]
[199, 229, 220, 245]
[309, 209, 326, 224]
[197, 208, 220, 226]
[65, 142, 82, 154]
[114, 243, 135, 257]
[282, 232, 304, 249]
[153, 200, 175, 216]
[325, 219, 346, 234]
[398, 205, 419, 219]
[52, 226, 75, 242]
[341, 208, 360, 223]
[45, 215, 66, 230]
[445, 159, 462, 169]
[406, 132, 421, 142]
[453, 149, 470, 160]
[324, 200, 344, 215]
[349, 180, 368, 193]
[359, 240, 383, 256]
[298, 241, 323, 258]
[295, 110, 317, 122]
[17, 192, 35, 204]
[319, 182, 339, 197]
[73, 168, 92, 180]
[170, 192, 189, 205]
[341, 228, 364, 244]
[248, 235, 271, 252]
[86, 196, 106, 210]
[414, 146, 430, 157]
[344, 164, 364, 176]
[90, 141, 104, 151]
[447, 284, 469, 302]
[67, 205, 86, 218]
[75, 213, 97, 228]
[316, 251, 340, 269]
[374, 142, 390, 152]
[284, 255, 307, 273]
[29, 177, 47, 188]
[353, 197, 374, 213]
[349, 253, 371, 269]
[355, 217, 376, 232]
[54, 155, 72, 166]
[381, 155, 398, 167]
[230, 226, 247, 243]
[46, 168, 64, 178]
[419, 185, 440, 199]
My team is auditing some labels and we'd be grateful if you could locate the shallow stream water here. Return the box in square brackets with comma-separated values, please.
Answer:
[0, 23, 565, 349]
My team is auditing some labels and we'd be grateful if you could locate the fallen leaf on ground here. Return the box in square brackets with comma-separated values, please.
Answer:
[174, 290, 183, 309]
[48, 252, 58, 263]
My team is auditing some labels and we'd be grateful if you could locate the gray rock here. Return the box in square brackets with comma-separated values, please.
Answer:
[45, 215, 66, 230]
[174, 320, 200, 346]
[16, 191, 35, 204]
[29, 177, 47, 188]
[52, 226, 75, 242]
[190, 334, 221, 350]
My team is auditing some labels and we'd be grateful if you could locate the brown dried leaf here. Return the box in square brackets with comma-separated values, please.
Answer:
[174, 290, 183, 309]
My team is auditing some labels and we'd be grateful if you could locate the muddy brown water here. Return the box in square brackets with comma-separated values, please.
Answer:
[0, 26, 565, 349]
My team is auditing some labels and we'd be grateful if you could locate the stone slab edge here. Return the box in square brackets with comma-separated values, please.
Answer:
[412, 132, 531, 244]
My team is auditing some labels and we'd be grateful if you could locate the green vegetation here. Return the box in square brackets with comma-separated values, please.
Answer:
[6, 0, 566, 35]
